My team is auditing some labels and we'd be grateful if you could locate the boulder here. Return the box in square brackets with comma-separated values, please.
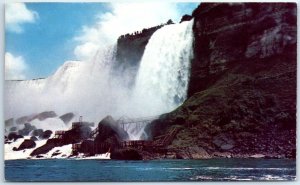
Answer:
[51, 151, 61, 157]
[180, 14, 193, 23]
[97, 116, 129, 141]
[8, 132, 23, 141]
[30, 138, 60, 156]
[17, 139, 36, 151]
[41, 130, 53, 139]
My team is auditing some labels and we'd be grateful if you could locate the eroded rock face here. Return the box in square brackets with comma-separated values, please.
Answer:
[189, 3, 296, 96]
[147, 3, 296, 159]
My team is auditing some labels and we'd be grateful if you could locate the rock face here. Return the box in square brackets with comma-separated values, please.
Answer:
[93, 116, 128, 154]
[41, 130, 52, 139]
[114, 25, 163, 86]
[189, 3, 296, 97]
[30, 122, 93, 157]
[148, 3, 296, 159]
[16, 139, 36, 151]
[76, 116, 129, 155]
[176, 147, 211, 159]
[180, 14, 193, 23]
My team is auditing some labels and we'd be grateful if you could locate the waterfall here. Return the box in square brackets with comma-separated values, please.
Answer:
[133, 19, 194, 116]
[125, 20, 194, 139]
[4, 45, 117, 122]
[5, 20, 195, 140]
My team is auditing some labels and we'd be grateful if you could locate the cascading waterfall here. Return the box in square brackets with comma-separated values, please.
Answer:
[134, 19, 194, 114]
[5, 20, 194, 140]
[4, 45, 117, 123]
[126, 19, 194, 139]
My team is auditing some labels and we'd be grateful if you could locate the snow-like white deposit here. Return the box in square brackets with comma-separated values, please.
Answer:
[5, 137, 47, 160]
[72, 153, 111, 160]
[31, 144, 73, 159]
[5, 137, 111, 160]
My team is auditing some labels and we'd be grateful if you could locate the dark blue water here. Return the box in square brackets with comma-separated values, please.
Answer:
[5, 159, 296, 182]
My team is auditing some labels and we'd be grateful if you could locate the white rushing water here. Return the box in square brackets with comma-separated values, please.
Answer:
[124, 19, 194, 139]
[5, 20, 194, 140]
[5, 45, 118, 122]
[132, 19, 194, 116]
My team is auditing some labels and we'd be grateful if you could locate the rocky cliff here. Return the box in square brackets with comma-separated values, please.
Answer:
[148, 3, 297, 159]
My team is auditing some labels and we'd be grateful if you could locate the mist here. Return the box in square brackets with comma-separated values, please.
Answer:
[5, 20, 194, 140]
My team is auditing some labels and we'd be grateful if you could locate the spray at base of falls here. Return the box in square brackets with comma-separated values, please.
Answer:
[5, 20, 194, 140]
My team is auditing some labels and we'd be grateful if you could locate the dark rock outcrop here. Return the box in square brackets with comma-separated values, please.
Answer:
[97, 116, 129, 140]
[41, 130, 52, 139]
[147, 3, 296, 159]
[92, 116, 128, 154]
[16, 139, 36, 151]
[7, 132, 23, 141]
[180, 14, 193, 23]
[111, 148, 143, 160]
[31, 138, 60, 156]
[189, 3, 296, 97]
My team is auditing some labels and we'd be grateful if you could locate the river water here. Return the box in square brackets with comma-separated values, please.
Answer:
[5, 159, 296, 182]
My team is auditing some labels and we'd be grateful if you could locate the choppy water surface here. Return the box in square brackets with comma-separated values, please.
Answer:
[5, 159, 296, 182]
